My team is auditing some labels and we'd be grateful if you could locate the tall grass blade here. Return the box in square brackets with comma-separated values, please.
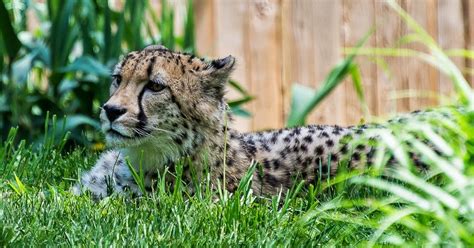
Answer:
[351, 177, 432, 211]
[386, 0, 474, 109]
[183, 0, 195, 53]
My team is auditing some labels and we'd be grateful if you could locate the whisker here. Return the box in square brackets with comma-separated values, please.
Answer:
[146, 127, 174, 134]
[124, 117, 174, 135]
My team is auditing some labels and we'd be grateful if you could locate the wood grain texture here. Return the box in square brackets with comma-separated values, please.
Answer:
[342, 0, 376, 124]
[465, 0, 474, 86]
[281, 0, 320, 125]
[438, 0, 465, 96]
[405, 0, 439, 109]
[214, 0, 252, 131]
[247, 0, 284, 130]
[194, 0, 216, 57]
[311, 0, 345, 125]
[191, 0, 472, 131]
[374, 0, 402, 116]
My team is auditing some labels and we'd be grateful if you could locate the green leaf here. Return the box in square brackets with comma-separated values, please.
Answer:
[182, 0, 195, 53]
[110, 10, 125, 60]
[28, 41, 51, 67]
[228, 96, 254, 107]
[7, 173, 27, 195]
[77, 0, 96, 56]
[228, 80, 252, 96]
[11, 53, 36, 84]
[0, 1, 22, 59]
[159, 0, 175, 50]
[57, 56, 110, 76]
[230, 106, 252, 117]
[58, 114, 100, 131]
[351, 176, 432, 211]
[50, 0, 76, 69]
[227, 80, 254, 118]
[286, 83, 317, 126]
[58, 79, 79, 94]
[123, 0, 146, 50]
[102, 0, 112, 62]
[349, 63, 370, 117]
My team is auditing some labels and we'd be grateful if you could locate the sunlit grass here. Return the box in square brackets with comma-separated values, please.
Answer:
[1, 0, 474, 246]
[0, 130, 373, 246]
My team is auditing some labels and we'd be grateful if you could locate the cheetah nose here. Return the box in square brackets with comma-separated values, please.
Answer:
[103, 104, 127, 122]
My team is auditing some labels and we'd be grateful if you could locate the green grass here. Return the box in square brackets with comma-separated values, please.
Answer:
[1, 106, 473, 246]
[0, 136, 372, 246]
[0, 122, 375, 246]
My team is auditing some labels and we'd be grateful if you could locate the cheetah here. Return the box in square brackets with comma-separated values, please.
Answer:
[72, 45, 443, 199]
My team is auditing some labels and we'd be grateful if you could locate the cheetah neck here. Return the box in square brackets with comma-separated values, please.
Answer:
[119, 119, 232, 175]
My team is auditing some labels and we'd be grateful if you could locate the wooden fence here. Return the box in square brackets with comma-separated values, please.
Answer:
[190, 0, 474, 131]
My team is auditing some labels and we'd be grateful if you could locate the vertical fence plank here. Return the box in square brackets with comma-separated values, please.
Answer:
[194, 0, 216, 57]
[247, 0, 284, 130]
[282, 0, 344, 126]
[342, 0, 376, 124]
[405, 0, 439, 109]
[281, 0, 319, 125]
[438, 0, 465, 95]
[314, 0, 346, 124]
[466, 0, 474, 86]
[214, 0, 252, 131]
[374, 1, 402, 116]
[394, 0, 410, 113]
[312, 0, 345, 125]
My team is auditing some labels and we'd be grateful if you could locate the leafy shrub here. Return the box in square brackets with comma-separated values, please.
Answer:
[0, 0, 251, 147]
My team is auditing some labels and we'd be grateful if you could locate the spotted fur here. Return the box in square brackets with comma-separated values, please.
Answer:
[72, 45, 430, 199]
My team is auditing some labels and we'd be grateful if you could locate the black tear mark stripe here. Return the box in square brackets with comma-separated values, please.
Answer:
[147, 55, 156, 77]
[169, 89, 182, 111]
[136, 86, 148, 135]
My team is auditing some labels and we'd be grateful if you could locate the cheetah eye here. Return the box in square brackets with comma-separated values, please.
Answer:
[112, 74, 122, 86]
[146, 81, 167, 92]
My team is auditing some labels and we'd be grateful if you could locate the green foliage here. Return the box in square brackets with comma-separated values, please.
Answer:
[1, 0, 150, 146]
[0, 0, 251, 147]
[345, 107, 474, 245]
[0, 1, 21, 60]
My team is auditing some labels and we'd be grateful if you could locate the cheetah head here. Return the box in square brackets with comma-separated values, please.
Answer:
[101, 45, 235, 148]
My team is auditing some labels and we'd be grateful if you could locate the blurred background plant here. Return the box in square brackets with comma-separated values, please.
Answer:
[0, 0, 252, 148]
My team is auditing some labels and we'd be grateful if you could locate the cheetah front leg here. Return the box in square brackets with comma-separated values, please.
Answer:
[71, 150, 142, 199]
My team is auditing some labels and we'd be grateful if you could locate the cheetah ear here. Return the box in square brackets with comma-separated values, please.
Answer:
[204, 55, 236, 79]
[202, 55, 235, 99]
[211, 55, 235, 72]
